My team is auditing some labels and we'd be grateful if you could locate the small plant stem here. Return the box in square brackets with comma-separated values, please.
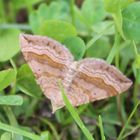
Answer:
[10, 59, 17, 94]
[8, 1, 16, 22]
[25, 98, 39, 118]
[117, 100, 140, 140]
[116, 96, 124, 126]
[0, 122, 41, 140]
[132, 40, 138, 56]
[39, 118, 60, 140]
[10, 59, 17, 73]
[122, 123, 140, 139]
[107, 29, 124, 126]
[106, 31, 120, 64]
[133, 80, 139, 105]
[70, 0, 75, 25]
[133, 80, 140, 123]
[86, 23, 113, 49]
[0, 0, 6, 22]
[112, 9, 125, 40]
[115, 31, 120, 68]
[3, 106, 18, 126]
[115, 38, 124, 127]
[132, 40, 139, 122]
[9, 59, 17, 94]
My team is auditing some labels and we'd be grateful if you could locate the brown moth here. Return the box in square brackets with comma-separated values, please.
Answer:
[19, 34, 132, 112]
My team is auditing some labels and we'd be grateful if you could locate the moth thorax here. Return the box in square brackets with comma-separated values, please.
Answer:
[63, 62, 78, 88]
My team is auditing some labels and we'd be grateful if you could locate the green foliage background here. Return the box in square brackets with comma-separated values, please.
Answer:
[0, 0, 140, 140]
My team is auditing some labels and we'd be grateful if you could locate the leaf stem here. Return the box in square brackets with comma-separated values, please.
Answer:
[86, 23, 113, 49]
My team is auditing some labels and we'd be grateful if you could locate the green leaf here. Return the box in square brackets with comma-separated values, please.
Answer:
[29, 11, 41, 34]
[12, 0, 42, 10]
[63, 36, 86, 60]
[17, 64, 42, 97]
[132, 63, 140, 84]
[113, 8, 125, 39]
[122, 2, 140, 41]
[86, 37, 111, 59]
[81, 0, 105, 24]
[104, 0, 133, 13]
[104, 124, 117, 139]
[105, 0, 125, 39]
[0, 29, 20, 62]
[58, 81, 94, 140]
[93, 21, 115, 35]
[104, 0, 120, 13]
[39, 20, 77, 42]
[1, 132, 11, 140]
[41, 131, 51, 140]
[134, 54, 140, 69]
[120, 0, 134, 9]
[0, 69, 16, 91]
[29, 2, 69, 34]
[120, 41, 135, 72]
[0, 95, 23, 106]
[102, 103, 119, 124]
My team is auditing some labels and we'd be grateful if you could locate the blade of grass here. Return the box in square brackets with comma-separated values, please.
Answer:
[39, 117, 60, 140]
[0, 122, 41, 140]
[122, 123, 140, 139]
[98, 115, 106, 140]
[58, 81, 94, 140]
[117, 100, 140, 140]
[63, 104, 89, 125]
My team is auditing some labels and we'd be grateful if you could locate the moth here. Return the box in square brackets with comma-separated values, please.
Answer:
[20, 34, 132, 112]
